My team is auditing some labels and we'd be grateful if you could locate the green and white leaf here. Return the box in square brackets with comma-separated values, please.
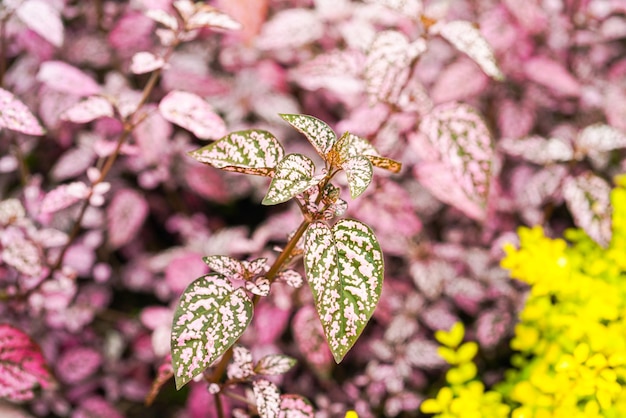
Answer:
[303, 220, 384, 363]
[171, 274, 253, 389]
[254, 354, 297, 376]
[203, 255, 245, 280]
[188, 130, 284, 177]
[334, 132, 402, 173]
[280, 114, 337, 157]
[253, 379, 281, 418]
[262, 154, 323, 205]
[342, 156, 373, 199]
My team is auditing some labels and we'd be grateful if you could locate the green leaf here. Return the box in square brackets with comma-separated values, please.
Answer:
[280, 114, 336, 157]
[254, 354, 297, 375]
[262, 154, 323, 205]
[188, 130, 284, 176]
[171, 274, 253, 389]
[303, 219, 384, 362]
[342, 156, 373, 199]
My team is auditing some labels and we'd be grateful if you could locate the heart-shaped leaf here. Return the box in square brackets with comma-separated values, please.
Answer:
[0, 324, 53, 402]
[253, 379, 281, 418]
[159, 90, 226, 140]
[255, 354, 297, 376]
[342, 156, 373, 199]
[262, 154, 322, 205]
[189, 130, 284, 177]
[171, 274, 253, 389]
[303, 219, 384, 362]
[280, 114, 336, 157]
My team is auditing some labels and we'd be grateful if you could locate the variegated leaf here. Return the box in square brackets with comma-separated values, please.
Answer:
[171, 274, 253, 389]
[575, 123, 626, 154]
[262, 154, 322, 206]
[275, 269, 303, 288]
[189, 130, 284, 177]
[303, 220, 384, 362]
[242, 258, 269, 276]
[245, 277, 270, 297]
[159, 91, 226, 140]
[253, 379, 281, 418]
[278, 394, 315, 418]
[279, 114, 336, 157]
[255, 354, 296, 376]
[342, 156, 373, 199]
[107, 189, 149, 249]
[419, 103, 494, 207]
[186, 5, 242, 31]
[227, 346, 254, 380]
[0, 88, 45, 136]
[365, 155, 402, 173]
[499, 136, 574, 164]
[145, 9, 179, 30]
[203, 255, 245, 281]
[333, 132, 402, 173]
[431, 20, 504, 81]
[130, 52, 165, 74]
[563, 172, 612, 247]
[60, 96, 114, 124]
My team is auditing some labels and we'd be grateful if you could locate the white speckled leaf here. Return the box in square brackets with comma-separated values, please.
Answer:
[431, 20, 504, 81]
[343, 156, 373, 199]
[303, 220, 384, 362]
[280, 114, 336, 157]
[189, 130, 284, 177]
[499, 136, 574, 164]
[253, 379, 281, 418]
[0, 88, 45, 136]
[203, 255, 245, 281]
[255, 354, 297, 376]
[186, 5, 242, 31]
[276, 269, 303, 288]
[245, 277, 270, 297]
[334, 132, 402, 174]
[171, 274, 253, 389]
[227, 346, 254, 380]
[563, 172, 612, 247]
[262, 154, 322, 205]
[575, 123, 626, 154]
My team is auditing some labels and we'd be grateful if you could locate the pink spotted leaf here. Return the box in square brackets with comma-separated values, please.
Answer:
[56, 347, 102, 384]
[524, 57, 581, 97]
[575, 123, 626, 155]
[419, 102, 494, 209]
[130, 52, 165, 74]
[254, 354, 296, 376]
[499, 136, 574, 164]
[431, 20, 504, 81]
[262, 154, 323, 206]
[0, 88, 45, 136]
[242, 258, 269, 276]
[563, 172, 612, 247]
[0, 324, 53, 402]
[289, 50, 365, 96]
[303, 219, 384, 362]
[292, 306, 333, 378]
[364, 0, 422, 17]
[279, 114, 337, 158]
[60, 96, 115, 124]
[106, 189, 149, 249]
[227, 346, 254, 380]
[40, 182, 89, 214]
[189, 130, 284, 177]
[16, 0, 64, 47]
[244, 277, 271, 297]
[203, 255, 246, 281]
[334, 132, 402, 173]
[171, 274, 253, 389]
[278, 394, 314, 418]
[275, 269, 303, 288]
[185, 5, 242, 31]
[159, 91, 226, 140]
[1, 236, 43, 277]
[341, 156, 373, 199]
[37, 61, 101, 96]
[253, 379, 281, 418]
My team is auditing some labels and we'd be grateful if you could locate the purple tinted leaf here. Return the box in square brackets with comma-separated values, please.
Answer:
[171, 274, 253, 389]
[254, 354, 296, 376]
[60, 96, 114, 124]
[262, 154, 323, 206]
[159, 91, 226, 140]
[227, 346, 254, 380]
[56, 347, 102, 384]
[16, 0, 64, 47]
[186, 5, 242, 31]
[575, 123, 626, 154]
[431, 20, 504, 80]
[279, 114, 336, 157]
[106, 189, 149, 249]
[303, 220, 383, 362]
[40, 182, 89, 214]
[365, 31, 427, 105]
[130, 52, 165, 75]
[499, 136, 574, 164]
[278, 394, 314, 418]
[203, 255, 245, 281]
[189, 130, 284, 176]
[253, 379, 281, 418]
[0, 88, 45, 136]
[563, 172, 612, 247]
[0, 324, 53, 402]
[419, 103, 494, 209]
[37, 61, 101, 96]
[524, 57, 582, 97]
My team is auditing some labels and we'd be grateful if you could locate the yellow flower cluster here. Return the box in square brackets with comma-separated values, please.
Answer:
[422, 175, 626, 418]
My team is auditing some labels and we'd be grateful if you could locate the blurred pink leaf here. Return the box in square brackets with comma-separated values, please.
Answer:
[496, 99, 535, 139]
[130, 52, 165, 75]
[364, 0, 422, 17]
[37, 61, 101, 96]
[431, 20, 504, 80]
[292, 305, 333, 378]
[73, 397, 123, 418]
[275, 269, 303, 288]
[563, 172, 612, 247]
[0, 324, 53, 402]
[106, 189, 149, 249]
[159, 90, 226, 140]
[61, 96, 114, 124]
[575, 123, 626, 154]
[56, 347, 102, 384]
[524, 57, 582, 97]
[51, 145, 96, 181]
[290, 50, 365, 96]
[133, 108, 172, 165]
[253, 379, 281, 418]
[227, 346, 254, 380]
[40, 182, 89, 214]
[0, 199, 25, 226]
[256, 9, 323, 50]
[216, 0, 268, 42]
[1, 236, 43, 277]
[145, 9, 179, 31]
[165, 252, 208, 294]
[185, 5, 242, 31]
[0, 87, 45, 135]
[431, 59, 489, 104]
[16, 0, 64, 47]
[278, 394, 314, 418]
[107, 12, 155, 54]
[499, 136, 574, 164]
